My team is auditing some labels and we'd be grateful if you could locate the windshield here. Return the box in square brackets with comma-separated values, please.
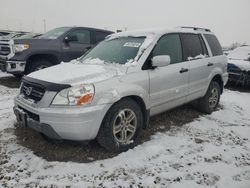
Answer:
[40, 27, 70, 39]
[80, 37, 146, 64]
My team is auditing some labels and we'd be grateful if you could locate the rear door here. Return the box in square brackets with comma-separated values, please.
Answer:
[94, 31, 111, 44]
[149, 33, 189, 115]
[61, 29, 94, 62]
[180, 33, 211, 101]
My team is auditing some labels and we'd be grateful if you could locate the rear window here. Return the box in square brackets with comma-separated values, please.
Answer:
[95, 31, 110, 43]
[204, 34, 223, 56]
[181, 34, 204, 61]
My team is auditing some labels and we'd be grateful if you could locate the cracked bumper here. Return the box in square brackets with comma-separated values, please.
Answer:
[14, 96, 111, 141]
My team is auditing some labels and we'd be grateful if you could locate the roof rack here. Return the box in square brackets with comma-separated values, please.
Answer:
[179, 26, 211, 32]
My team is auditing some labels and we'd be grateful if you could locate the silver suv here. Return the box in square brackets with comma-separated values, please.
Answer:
[14, 27, 228, 152]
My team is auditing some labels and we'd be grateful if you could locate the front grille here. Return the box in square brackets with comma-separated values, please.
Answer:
[0, 43, 11, 56]
[21, 81, 45, 102]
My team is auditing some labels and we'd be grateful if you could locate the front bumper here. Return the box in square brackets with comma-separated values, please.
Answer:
[0, 58, 26, 74]
[14, 106, 62, 139]
[228, 71, 250, 86]
[14, 96, 111, 141]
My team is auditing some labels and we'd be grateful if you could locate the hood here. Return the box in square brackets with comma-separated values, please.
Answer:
[228, 59, 250, 71]
[27, 62, 126, 85]
[228, 46, 250, 61]
[14, 38, 59, 46]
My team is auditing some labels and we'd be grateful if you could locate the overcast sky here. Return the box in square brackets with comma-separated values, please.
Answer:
[0, 0, 249, 46]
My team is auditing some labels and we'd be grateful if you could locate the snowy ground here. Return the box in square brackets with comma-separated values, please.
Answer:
[0, 72, 250, 188]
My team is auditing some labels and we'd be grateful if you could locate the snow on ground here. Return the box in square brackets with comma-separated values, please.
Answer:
[0, 73, 250, 187]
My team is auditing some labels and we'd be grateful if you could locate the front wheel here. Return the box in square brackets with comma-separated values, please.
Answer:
[198, 81, 221, 114]
[25, 59, 53, 74]
[97, 98, 143, 152]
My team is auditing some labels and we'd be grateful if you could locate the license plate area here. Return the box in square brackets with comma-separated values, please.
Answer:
[0, 60, 6, 72]
[14, 107, 27, 127]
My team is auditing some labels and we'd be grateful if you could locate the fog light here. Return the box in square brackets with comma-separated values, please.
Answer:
[11, 64, 16, 69]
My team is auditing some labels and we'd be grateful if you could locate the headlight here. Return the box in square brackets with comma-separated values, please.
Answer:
[52, 84, 95, 106]
[14, 44, 29, 53]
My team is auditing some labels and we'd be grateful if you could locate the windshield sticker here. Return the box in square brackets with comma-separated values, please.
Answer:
[123, 42, 141, 48]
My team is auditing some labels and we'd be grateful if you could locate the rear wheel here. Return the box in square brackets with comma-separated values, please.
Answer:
[26, 59, 53, 74]
[198, 81, 221, 114]
[97, 98, 143, 152]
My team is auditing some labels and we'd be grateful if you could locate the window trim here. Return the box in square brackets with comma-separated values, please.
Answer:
[198, 34, 209, 57]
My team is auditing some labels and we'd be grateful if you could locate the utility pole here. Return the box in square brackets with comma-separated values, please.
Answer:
[43, 19, 46, 32]
[20, 23, 22, 31]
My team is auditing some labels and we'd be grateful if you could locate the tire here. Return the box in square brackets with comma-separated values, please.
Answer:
[26, 59, 53, 74]
[97, 98, 143, 152]
[198, 81, 221, 114]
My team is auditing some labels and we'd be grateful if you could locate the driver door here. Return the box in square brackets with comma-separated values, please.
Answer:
[149, 34, 189, 115]
[61, 29, 94, 62]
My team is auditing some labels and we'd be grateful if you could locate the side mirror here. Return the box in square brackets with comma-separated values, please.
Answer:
[64, 35, 78, 43]
[151, 55, 171, 67]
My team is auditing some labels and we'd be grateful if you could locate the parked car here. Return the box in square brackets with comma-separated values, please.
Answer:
[14, 27, 228, 152]
[0, 27, 113, 77]
[227, 46, 250, 86]
[0, 30, 12, 36]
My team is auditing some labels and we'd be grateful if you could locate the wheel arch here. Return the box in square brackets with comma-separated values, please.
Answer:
[122, 95, 150, 129]
[101, 95, 150, 130]
[25, 53, 59, 73]
[211, 74, 223, 94]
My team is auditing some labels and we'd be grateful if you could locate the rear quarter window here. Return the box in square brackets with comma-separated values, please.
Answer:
[95, 31, 111, 43]
[204, 34, 223, 56]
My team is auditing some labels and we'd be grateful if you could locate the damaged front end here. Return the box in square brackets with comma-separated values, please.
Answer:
[227, 63, 250, 86]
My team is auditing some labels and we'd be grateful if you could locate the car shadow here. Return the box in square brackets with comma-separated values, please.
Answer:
[0, 75, 20, 88]
[225, 82, 250, 93]
[14, 104, 202, 163]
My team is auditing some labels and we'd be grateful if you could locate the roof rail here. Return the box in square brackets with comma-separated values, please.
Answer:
[179, 26, 211, 32]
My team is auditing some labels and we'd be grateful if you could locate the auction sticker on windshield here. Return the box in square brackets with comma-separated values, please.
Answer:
[123, 42, 141, 48]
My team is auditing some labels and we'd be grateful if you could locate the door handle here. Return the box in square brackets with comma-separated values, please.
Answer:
[207, 62, 214, 67]
[179, 68, 189, 73]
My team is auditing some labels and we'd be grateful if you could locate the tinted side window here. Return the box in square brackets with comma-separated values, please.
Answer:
[181, 34, 203, 61]
[95, 31, 110, 43]
[204, 34, 223, 56]
[153, 34, 182, 64]
[67, 29, 90, 43]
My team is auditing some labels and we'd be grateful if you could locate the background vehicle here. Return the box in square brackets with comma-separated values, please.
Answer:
[0, 27, 113, 77]
[227, 45, 250, 86]
[0, 30, 12, 36]
[14, 27, 228, 152]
